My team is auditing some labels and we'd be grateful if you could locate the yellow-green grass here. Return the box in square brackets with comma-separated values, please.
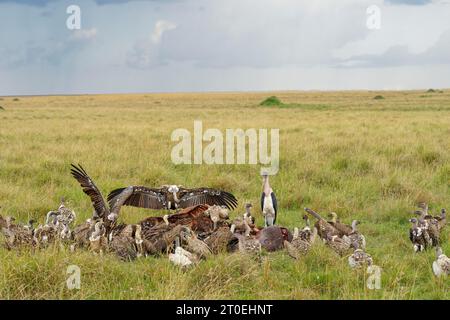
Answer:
[0, 90, 449, 299]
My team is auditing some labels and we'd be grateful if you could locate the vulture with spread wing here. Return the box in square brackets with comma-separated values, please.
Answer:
[70, 164, 133, 230]
[107, 184, 238, 211]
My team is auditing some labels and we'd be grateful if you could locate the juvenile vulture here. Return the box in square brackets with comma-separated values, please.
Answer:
[233, 233, 261, 259]
[327, 212, 353, 236]
[304, 208, 340, 240]
[107, 184, 237, 211]
[347, 220, 366, 250]
[348, 243, 373, 269]
[435, 209, 446, 231]
[414, 211, 440, 247]
[432, 247, 450, 277]
[409, 218, 430, 252]
[261, 174, 277, 227]
[325, 234, 352, 257]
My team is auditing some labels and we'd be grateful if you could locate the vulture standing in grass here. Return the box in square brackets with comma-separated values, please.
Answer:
[261, 174, 277, 227]
[107, 184, 237, 211]
[325, 234, 352, 257]
[347, 220, 366, 250]
[327, 212, 353, 236]
[348, 242, 373, 269]
[414, 211, 440, 247]
[409, 218, 430, 252]
[284, 225, 316, 259]
[304, 208, 340, 240]
[297, 215, 316, 243]
[0, 215, 34, 249]
[432, 247, 450, 277]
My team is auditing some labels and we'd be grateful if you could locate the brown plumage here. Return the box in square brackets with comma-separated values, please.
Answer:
[325, 234, 352, 257]
[304, 208, 340, 240]
[0, 215, 34, 249]
[414, 211, 440, 247]
[204, 226, 234, 254]
[233, 233, 261, 259]
[70, 164, 133, 232]
[181, 228, 212, 258]
[327, 212, 353, 236]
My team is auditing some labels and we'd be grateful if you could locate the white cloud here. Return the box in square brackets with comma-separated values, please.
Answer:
[151, 20, 176, 44]
[127, 20, 176, 68]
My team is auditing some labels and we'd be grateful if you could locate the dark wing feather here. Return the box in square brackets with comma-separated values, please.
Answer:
[70, 164, 109, 218]
[177, 188, 238, 210]
[107, 186, 166, 210]
[260, 192, 265, 212]
[271, 191, 278, 223]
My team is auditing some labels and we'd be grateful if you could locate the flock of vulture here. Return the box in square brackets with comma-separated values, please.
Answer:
[0, 164, 449, 277]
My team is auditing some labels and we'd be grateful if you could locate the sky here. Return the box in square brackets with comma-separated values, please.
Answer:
[1, 0, 450, 95]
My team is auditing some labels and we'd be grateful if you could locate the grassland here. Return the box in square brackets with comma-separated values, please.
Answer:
[0, 90, 449, 299]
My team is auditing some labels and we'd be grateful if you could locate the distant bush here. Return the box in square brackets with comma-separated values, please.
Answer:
[426, 89, 436, 93]
[13, 98, 19, 101]
[260, 96, 283, 106]
[373, 95, 385, 100]
[0, 106, 4, 111]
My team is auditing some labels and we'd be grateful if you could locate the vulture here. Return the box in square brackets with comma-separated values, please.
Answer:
[284, 226, 314, 259]
[325, 234, 352, 257]
[261, 174, 277, 227]
[409, 218, 430, 252]
[0, 215, 34, 249]
[348, 243, 373, 269]
[169, 237, 198, 268]
[327, 212, 353, 236]
[233, 233, 261, 259]
[70, 164, 132, 231]
[435, 209, 446, 231]
[414, 211, 440, 247]
[243, 203, 256, 226]
[347, 220, 366, 250]
[304, 208, 340, 240]
[204, 226, 234, 254]
[180, 227, 212, 258]
[89, 221, 108, 255]
[107, 184, 237, 211]
[432, 247, 450, 277]
[297, 215, 317, 243]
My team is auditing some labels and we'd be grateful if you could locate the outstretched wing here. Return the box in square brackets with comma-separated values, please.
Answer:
[177, 188, 238, 210]
[70, 164, 109, 218]
[107, 186, 166, 210]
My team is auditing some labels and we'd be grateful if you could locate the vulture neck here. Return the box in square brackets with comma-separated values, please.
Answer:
[262, 175, 272, 196]
[330, 213, 337, 223]
[172, 192, 180, 203]
[351, 221, 358, 233]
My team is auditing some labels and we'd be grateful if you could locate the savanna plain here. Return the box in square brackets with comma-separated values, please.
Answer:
[0, 90, 449, 299]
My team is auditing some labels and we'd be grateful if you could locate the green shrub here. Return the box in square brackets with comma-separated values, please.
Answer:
[260, 96, 283, 106]
[373, 95, 385, 100]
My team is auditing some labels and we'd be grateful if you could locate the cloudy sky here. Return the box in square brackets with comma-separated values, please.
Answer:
[1, 0, 450, 95]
